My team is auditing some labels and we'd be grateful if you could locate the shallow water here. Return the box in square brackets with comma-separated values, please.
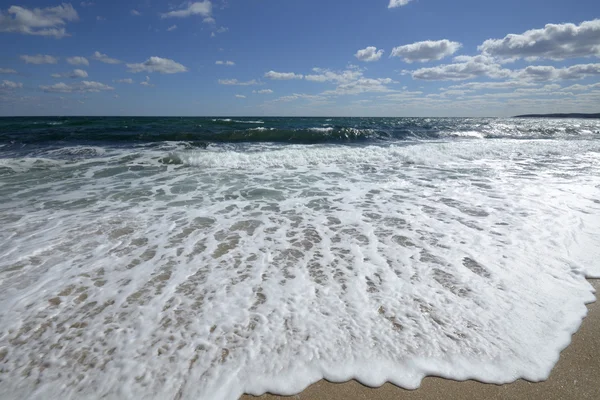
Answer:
[0, 117, 599, 399]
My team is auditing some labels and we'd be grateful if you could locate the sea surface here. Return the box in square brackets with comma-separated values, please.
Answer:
[1, 117, 599, 399]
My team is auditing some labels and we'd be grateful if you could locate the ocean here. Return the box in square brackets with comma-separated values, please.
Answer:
[0, 117, 599, 399]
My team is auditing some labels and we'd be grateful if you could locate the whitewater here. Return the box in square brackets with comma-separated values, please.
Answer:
[0, 117, 599, 399]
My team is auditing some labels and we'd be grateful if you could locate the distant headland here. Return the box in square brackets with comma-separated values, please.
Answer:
[514, 113, 600, 119]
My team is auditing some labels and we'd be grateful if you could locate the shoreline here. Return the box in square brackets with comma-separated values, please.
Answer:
[242, 279, 599, 400]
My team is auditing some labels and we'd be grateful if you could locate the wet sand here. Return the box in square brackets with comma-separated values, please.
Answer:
[242, 279, 599, 400]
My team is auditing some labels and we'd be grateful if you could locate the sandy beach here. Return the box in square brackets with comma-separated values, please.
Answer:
[242, 279, 599, 400]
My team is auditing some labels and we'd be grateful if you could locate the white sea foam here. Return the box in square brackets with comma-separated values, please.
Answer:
[212, 119, 264, 124]
[308, 127, 334, 133]
[247, 127, 275, 132]
[448, 130, 485, 139]
[0, 139, 599, 399]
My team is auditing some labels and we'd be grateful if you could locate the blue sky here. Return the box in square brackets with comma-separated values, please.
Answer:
[1, 0, 599, 116]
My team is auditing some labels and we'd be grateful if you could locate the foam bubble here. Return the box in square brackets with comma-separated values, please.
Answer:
[308, 127, 334, 133]
[447, 130, 485, 139]
[0, 138, 598, 399]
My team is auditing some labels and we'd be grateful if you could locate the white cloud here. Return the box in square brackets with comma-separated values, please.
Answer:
[1, 80, 22, 89]
[479, 19, 600, 61]
[264, 71, 304, 80]
[271, 93, 328, 103]
[96, 16, 105, 21]
[380, 91, 425, 101]
[218, 79, 259, 85]
[253, 89, 273, 94]
[126, 57, 188, 74]
[216, 60, 235, 66]
[391, 40, 462, 63]
[0, 3, 78, 38]
[290, 67, 398, 96]
[114, 78, 134, 84]
[305, 68, 363, 83]
[445, 81, 537, 91]
[91, 51, 121, 64]
[355, 46, 384, 62]
[411, 55, 511, 80]
[131, 10, 141, 16]
[40, 81, 114, 93]
[210, 26, 228, 37]
[388, 0, 413, 8]
[235, 94, 246, 98]
[66, 56, 89, 66]
[560, 82, 600, 92]
[161, 1, 212, 19]
[0, 68, 17, 74]
[51, 69, 88, 79]
[140, 76, 154, 87]
[80, 2, 94, 7]
[322, 77, 396, 96]
[20, 54, 58, 64]
[516, 63, 600, 81]
[167, 24, 177, 31]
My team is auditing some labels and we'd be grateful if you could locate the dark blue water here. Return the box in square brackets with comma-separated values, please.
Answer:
[1, 117, 598, 149]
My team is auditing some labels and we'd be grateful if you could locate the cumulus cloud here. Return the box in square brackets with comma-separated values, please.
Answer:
[388, 0, 413, 8]
[411, 55, 511, 80]
[322, 78, 396, 96]
[264, 71, 304, 80]
[0, 68, 17, 74]
[235, 94, 246, 98]
[560, 82, 600, 92]
[516, 63, 600, 81]
[479, 19, 600, 61]
[210, 26, 228, 37]
[91, 51, 121, 64]
[305, 68, 363, 83]
[0, 3, 78, 38]
[66, 56, 89, 66]
[167, 25, 177, 31]
[272, 93, 327, 103]
[40, 81, 114, 93]
[218, 79, 259, 85]
[445, 81, 536, 91]
[131, 10, 141, 16]
[161, 1, 212, 19]
[296, 67, 397, 96]
[140, 76, 154, 87]
[216, 60, 235, 66]
[1, 80, 22, 89]
[20, 54, 58, 64]
[355, 46, 384, 62]
[268, 93, 328, 105]
[391, 40, 462, 63]
[51, 69, 88, 79]
[126, 57, 188, 73]
[253, 89, 273, 94]
[114, 78, 134, 84]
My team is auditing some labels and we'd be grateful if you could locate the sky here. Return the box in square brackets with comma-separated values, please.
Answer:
[0, 0, 599, 116]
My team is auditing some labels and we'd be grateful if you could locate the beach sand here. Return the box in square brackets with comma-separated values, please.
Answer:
[242, 279, 599, 400]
